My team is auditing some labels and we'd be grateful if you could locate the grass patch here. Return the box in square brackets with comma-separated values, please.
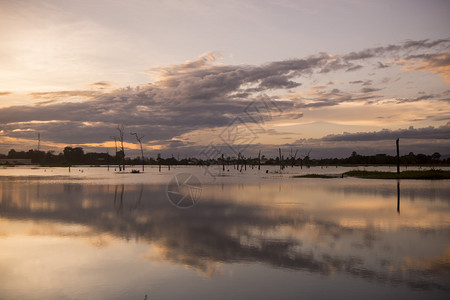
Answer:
[344, 170, 450, 179]
[293, 174, 340, 178]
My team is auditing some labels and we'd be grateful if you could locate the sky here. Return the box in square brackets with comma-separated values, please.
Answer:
[0, 0, 449, 158]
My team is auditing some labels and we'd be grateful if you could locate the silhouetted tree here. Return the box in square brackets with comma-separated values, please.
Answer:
[63, 147, 84, 164]
[131, 131, 145, 171]
[431, 152, 441, 162]
[116, 124, 126, 171]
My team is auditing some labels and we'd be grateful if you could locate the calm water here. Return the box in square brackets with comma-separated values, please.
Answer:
[0, 166, 449, 299]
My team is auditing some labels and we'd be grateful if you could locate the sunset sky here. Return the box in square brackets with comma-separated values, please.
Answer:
[0, 0, 449, 158]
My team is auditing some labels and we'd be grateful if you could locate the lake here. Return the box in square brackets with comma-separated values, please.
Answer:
[0, 165, 449, 299]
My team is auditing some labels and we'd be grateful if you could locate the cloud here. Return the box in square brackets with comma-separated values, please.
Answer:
[0, 92, 12, 96]
[349, 80, 363, 84]
[29, 90, 101, 100]
[259, 75, 301, 89]
[360, 87, 381, 93]
[322, 123, 450, 142]
[346, 65, 363, 72]
[401, 53, 450, 83]
[377, 62, 389, 69]
[89, 81, 111, 89]
[0, 39, 449, 153]
[342, 38, 449, 62]
[395, 94, 435, 103]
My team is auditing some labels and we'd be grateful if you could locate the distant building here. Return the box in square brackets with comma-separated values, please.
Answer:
[0, 158, 33, 165]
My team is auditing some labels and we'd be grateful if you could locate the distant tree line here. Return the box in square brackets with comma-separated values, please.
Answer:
[0, 147, 447, 166]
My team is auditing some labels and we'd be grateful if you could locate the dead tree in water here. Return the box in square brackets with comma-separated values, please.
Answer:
[131, 132, 145, 172]
[299, 149, 311, 169]
[110, 136, 120, 171]
[116, 124, 126, 171]
[303, 150, 312, 168]
[289, 148, 298, 167]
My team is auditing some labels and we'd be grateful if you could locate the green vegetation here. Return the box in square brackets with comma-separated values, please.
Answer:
[343, 170, 450, 179]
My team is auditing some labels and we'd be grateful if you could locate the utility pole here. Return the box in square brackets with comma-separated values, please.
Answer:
[279, 148, 282, 171]
[396, 138, 400, 174]
[258, 150, 261, 170]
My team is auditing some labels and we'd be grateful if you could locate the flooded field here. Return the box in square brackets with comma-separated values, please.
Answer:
[0, 166, 449, 299]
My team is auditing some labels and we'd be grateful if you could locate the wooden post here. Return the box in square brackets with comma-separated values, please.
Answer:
[396, 138, 400, 174]
[222, 154, 225, 171]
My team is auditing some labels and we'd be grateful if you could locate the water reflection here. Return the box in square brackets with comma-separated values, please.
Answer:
[0, 178, 449, 294]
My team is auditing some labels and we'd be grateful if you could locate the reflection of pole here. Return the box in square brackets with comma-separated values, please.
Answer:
[397, 180, 400, 214]
[133, 184, 143, 209]
[396, 138, 400, 174]
[114, 185, 118, 205]
[117, 184, 124, 213]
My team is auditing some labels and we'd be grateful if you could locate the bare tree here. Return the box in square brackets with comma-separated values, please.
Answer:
[301, 149, 312, 169]
[289, 148, 298, 168]
[131, 131, 145, 172]
[110, 136, 120, 171]
[116, 124, 126, 171]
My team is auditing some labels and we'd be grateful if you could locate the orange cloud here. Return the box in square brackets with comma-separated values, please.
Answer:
[400, 53, 450, 83]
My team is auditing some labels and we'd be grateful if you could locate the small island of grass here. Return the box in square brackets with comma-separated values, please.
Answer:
[293, 169, 450, 180]
[343, 169, 450, 179]
[293, 174, 340, 178]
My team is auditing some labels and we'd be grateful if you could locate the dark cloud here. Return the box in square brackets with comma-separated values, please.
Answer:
[259, 75, 301, 89]
[342, 38, 450, 62]
[360, 87, 381, 93]
[89, 81, 111, 89]
[0, 39, 448, 150]
[322, 123, 450, 142]
[0, 91, 12, 96]
[343, 49, 378, 61]
[377, 61, 389, 68]
[298, 88, 380, 109]
[395, 94, 434, 103]
[402, 38, 450, 49]
[346, 65, 363, 72]
[349, 80, 373, 86]
[405, 53, 450, 67]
